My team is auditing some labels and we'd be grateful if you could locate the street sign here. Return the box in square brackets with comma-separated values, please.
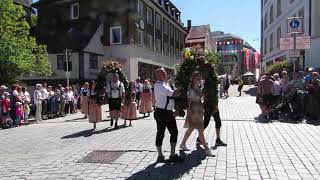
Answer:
[280, 37, 294, 50]
[288, 17, 303, 34]
[289, 50, 300, 58]
[296, 35, 311, 49]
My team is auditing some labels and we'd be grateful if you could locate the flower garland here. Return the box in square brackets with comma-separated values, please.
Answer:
[95, 60, 129, 105]
[175, 45, 221, 113]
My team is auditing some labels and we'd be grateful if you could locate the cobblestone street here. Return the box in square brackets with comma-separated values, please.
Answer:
[1, 86, 320, 180]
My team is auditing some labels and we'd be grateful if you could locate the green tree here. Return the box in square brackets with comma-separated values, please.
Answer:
[0, 0, 51, 84]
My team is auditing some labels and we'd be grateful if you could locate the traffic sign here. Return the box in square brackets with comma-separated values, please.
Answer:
[280, 37, 294, 50]
[289, 50, 300, 58]
[296, 35, 310, 49]
[287, 17, 303, 34]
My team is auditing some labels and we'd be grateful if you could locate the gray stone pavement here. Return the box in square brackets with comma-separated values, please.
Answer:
[0, 86, 320, 180]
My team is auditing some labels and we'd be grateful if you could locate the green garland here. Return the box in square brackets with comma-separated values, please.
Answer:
[174, 46, 221, 112]
[95, 60, 129, 105]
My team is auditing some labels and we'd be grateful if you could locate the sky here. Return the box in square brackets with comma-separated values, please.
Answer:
[172, 0, 261, 52]
[32, 0, 261, 51]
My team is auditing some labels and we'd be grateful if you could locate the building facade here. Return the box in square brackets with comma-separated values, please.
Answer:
[185, 23, 216, 52]
[212, 32, 260, 76]
[28, 0, 187, 83]
[261, 0, 320, 72]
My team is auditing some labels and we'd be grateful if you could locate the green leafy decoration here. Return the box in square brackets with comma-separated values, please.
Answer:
[174, 46, 221, 112]
[95, 60, 129, 105]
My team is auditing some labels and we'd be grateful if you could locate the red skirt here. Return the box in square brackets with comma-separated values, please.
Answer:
[81, 96, 89, 114]
[88, 99, 102, 123]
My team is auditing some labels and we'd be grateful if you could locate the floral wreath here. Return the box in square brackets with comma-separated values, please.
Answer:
[95, 60, 129, 104]
[174, 45, 221, 113]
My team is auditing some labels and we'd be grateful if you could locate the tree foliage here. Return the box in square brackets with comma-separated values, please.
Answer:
[268, 60, 292, 74]
[0, 0, 51, 84]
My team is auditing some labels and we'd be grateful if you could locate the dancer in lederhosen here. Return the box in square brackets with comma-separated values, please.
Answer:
[154, 68, 183, 163]
[88, 81, 102, 130]
[107, 74, 125, 129]
[80, 82, 90, 119]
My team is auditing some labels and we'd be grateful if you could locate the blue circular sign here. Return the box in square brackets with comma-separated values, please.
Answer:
[290, 19, 300, 29]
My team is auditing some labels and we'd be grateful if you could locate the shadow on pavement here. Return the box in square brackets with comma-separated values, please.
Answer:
[126, 146, 206, 180]
[61, 124, 129, 139]
[242, 86, 257, 96]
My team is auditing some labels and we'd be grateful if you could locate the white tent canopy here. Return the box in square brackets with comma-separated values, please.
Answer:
[243, 71, 254, 76]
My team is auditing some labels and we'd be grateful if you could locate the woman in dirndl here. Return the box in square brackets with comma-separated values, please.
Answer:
[121, 81, 137, 126]
[80, 82, 90, 119]
[179, 71, 214, 157]
[139, 80, 153, 117]
[88, 81, 102, 130]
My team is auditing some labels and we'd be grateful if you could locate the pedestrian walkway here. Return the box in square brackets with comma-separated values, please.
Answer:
[1, 85, 320, 180]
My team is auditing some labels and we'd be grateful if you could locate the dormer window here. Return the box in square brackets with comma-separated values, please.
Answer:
[71, 3, 79, 20]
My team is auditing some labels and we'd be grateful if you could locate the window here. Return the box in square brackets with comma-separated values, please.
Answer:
[270, 5, 274, 24]
[163, 42, 168, 56]
[277, 0, 281, 17]
[169, 24, 173, 38]
[147, 34, 153, 50]
[136, 0, 143, 17]
[155, 13, 161, 30]
[264, 0, 267, 5]
[146, 7, 153, 25]
[156, 39, 161, 53]
[136, 29, 144, 46]
[264, 13, 268, 30]
[170, 45, 174, 58]
[110, 26, 122, 45]
[270, 33, 273, 52]
[290, 0, 294, 4]
[163, 19, 168, 34]
[277, 27, 281, 48]
[57, 55, 65, 70]
[71, 3, 79, 20]
[175, 48, 180, 59]
[264, 38, 267, 55]
[89, 54, 98, 69]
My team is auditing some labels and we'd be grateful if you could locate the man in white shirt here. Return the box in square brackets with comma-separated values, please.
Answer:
[41, 83, 49, 119]
[106, 73, 125, 128]
[154, 68, 183, 163]
[135, 78, 143, 109]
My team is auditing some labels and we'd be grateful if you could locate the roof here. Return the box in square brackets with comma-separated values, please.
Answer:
[14, 0, 32, 7]
[186, 25, 210, 43]
[32, 18, 101, 53]
[212, 33, 243, 41]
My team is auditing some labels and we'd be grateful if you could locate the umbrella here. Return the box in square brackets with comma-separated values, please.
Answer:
[243, 71, 254, 76]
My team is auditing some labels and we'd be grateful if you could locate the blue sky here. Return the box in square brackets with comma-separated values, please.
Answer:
[32, 0, 261, 51]
[172, 0, 261, 51]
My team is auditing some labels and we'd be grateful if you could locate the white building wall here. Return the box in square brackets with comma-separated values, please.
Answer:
[104, 45, 176, 81]
[262, 0, 311, 71]
[23, 53, 80, 80]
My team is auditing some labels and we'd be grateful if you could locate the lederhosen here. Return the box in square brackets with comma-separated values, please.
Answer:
[154, 82, 178, 146]
[109, 82, 122, 111]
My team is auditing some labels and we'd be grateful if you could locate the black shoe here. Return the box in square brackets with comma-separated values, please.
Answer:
[110, 119, 113, 127]
[156, 155, 165, 163]
[215, 139, 227, 146]
[196, 138, 208, 145]
[196, 138, 201, 145]
[169, 154, 184, 163]
[114, 121, 118, 129]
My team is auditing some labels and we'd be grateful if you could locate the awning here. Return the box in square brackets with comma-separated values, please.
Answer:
[243, 71, 254, 76]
